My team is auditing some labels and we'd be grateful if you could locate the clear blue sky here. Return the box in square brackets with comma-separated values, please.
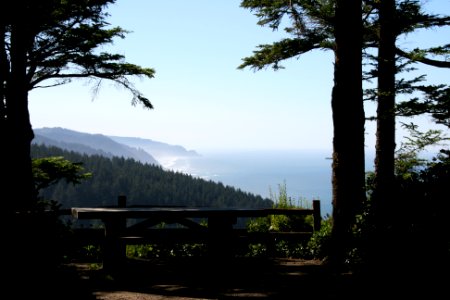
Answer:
[29, 0, 449, 153]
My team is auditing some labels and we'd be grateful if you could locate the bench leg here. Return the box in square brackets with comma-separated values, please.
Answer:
[208, 216, 236, 259]
[102, 218, 126, 273]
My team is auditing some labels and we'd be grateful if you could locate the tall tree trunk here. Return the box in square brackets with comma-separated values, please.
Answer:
[373, 0, 397, 224]
[3, 21, 37, 295]
[329, 0, 365, 269]
[369, 0, 398, 273]
[6, 23, 36, 214]
[0, 26, 8, 197]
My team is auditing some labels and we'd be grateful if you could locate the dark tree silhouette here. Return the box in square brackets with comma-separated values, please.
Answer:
[1, 0, 154, 214]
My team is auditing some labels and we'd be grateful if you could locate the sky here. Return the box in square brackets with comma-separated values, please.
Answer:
[29, 0, 450, 153]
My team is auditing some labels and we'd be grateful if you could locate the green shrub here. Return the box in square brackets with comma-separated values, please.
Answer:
[244, 181, 321, 258]
[126, 243, 207, 259]
[306, 215, 333, 259]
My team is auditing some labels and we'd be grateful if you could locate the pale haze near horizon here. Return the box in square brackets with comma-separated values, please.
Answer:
[29, 0, 449, 154]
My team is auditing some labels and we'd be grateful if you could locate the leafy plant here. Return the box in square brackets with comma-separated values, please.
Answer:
[33, 156, 92, 210]
[306, 216, 333, 260]
[350, 122, 450, 272]
[246, 181, 317, 258]
[28, 156, 93, 265]
[126, 243, 207, 259]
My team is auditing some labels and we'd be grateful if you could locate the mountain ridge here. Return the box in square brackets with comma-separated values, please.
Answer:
[32, 127, 199, 167]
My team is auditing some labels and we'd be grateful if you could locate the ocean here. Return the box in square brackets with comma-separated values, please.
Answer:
[159, 149, 377, 218]
[163, 149, 377, 218]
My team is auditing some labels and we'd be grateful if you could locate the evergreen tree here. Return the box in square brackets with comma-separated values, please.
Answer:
[239, 0, 365, 269]
[239, 0, 449, 269]
[1, 1, 154, 295]
[363, 2, 449, 279]
[329, 0, 365, 270]
[370, 0, 450, 225]
[1, 0, 154, 214]
[370, 0, 397, 257]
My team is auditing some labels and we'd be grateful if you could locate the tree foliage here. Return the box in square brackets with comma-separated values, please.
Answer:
[239, 0, 449, 272]
[4, 0, 155, 105]
[238, 0, 335, 71]
[32, 156, 92, 193]
[1, 0, 155, 213]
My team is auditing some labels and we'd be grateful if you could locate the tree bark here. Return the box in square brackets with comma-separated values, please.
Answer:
[373, 0, 397, 225]
[5, 22, 36, 214]
[369, 0, 398, 275]
[330, 0, 365, 269]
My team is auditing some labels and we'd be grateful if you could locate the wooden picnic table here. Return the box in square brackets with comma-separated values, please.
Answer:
[71, 198, 321, 271]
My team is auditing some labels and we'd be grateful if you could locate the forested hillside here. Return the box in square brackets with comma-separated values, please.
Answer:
[32, 144, 273, 209]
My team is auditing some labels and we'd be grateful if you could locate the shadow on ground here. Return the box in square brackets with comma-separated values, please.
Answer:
[8, 256, 446, 299]
[73, 257, 360, 299]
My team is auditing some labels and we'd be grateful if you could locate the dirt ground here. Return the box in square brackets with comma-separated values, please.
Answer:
[66, 257, 359, 300]
[21, 256, 446, 300]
